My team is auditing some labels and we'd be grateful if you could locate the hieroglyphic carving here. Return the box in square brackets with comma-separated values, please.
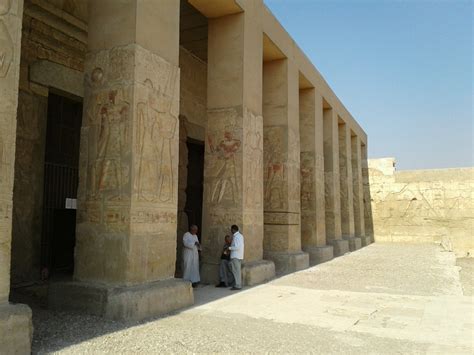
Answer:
[243, 110, 263, 209]
[206, 108, 242, 205]
[135, 76, 178, 203]
[300, 153, 314, 211]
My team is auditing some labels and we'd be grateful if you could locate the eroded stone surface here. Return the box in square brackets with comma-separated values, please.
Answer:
[369, 158, 474, 256]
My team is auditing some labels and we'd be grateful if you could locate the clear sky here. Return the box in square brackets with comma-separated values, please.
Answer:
[264, 0, 473, 170]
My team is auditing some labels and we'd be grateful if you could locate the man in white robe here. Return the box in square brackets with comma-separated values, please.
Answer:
[182, 225, 201, 287]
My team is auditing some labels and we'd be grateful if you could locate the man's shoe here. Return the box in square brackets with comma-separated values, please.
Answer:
[215, 282, 226, 288]
[230, 287, 241, 291]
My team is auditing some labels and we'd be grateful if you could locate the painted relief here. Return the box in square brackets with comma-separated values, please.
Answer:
[264, 127, 285, 210]
[135, 77, 178, 203]
[85, 88, 130, 201]
[208, 130, 241, 204]
[205, 108, 243, 206]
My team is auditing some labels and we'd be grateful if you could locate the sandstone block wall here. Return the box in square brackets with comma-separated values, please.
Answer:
[369, 158, 474, 256]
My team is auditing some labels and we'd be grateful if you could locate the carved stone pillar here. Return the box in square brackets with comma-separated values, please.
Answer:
[323, 108, 349, 256]
[361, 143, 374, 243]
[351, 135, 369, 246]
[0, 0, 32, 353]
[201, 0, 275, 285]
[48, 0, 193, 321]
[339, 121, 361, 251]
[263, 58, 309, 274]
[299, 88, 333, 264]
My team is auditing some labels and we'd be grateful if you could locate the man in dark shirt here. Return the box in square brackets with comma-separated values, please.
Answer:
[216, 235, 234, 287]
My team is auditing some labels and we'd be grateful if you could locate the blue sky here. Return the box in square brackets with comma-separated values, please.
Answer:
[265, 0, 473, 170]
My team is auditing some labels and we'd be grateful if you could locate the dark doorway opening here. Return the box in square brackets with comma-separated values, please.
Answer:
[185, 139, 205, 242]
[41, 93, 82, 278]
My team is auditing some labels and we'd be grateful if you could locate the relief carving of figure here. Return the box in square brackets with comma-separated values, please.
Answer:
[0, 0, 11, 15]
[208, 130, 241, 204]
[0, 20, 13, 78]
[135, 78, 177, 202]
[264, 130, 285, 210]
[95, 90, 130, 199]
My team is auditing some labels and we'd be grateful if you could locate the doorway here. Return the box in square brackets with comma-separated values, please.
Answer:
[40, 93, 82, 278]
[185, 139, 205, 242]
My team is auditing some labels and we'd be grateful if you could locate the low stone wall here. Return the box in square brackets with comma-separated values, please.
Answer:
[368, 158, 473, 256]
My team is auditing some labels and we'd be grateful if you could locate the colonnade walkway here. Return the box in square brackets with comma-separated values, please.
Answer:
[32, 243, 473, 353]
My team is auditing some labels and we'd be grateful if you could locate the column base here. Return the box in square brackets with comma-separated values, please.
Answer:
[344, 237, 362, 251]
[0, 303, 32, 354]
[49, 278, 193, 321]
[264, 251, 309, 275]
[242, 260, 275, 286]
[329, 239, 350, 257]
[361, 235, 372, 246]
[303, 245, 334, 265]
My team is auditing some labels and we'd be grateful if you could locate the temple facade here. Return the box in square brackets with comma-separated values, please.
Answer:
[0, 0, 372, 352]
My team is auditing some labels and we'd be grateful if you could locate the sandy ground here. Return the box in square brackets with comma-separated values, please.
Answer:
[30, 243, 473, 354]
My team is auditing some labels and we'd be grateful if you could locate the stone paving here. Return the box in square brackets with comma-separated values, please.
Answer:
[32, 243, 474, 354]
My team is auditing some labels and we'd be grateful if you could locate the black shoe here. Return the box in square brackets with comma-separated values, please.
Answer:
[192, 282, 199, 288]
[215, 282, 226, 288]
[230, 287, 241, 291]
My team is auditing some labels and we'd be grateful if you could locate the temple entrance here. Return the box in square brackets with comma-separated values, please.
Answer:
[40, 93, 82, 278]
[185, 139, 205, 242]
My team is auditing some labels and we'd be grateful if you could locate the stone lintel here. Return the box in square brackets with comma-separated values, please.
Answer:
[264, 251, 309, 275]
[303, 245, 334, 266]
[0, 303, 32, 354]
[30, 60, 84, 97]
[49, 279, 193, 321]
[329, 239, 350, 257]
[242, 259, 275, 286]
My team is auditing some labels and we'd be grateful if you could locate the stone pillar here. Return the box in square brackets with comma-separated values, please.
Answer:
[323, 108, 349, 256]
[351, 135, 369, 246]
[0, 0, 32, 352]
[299, 88, 333, 265]
[338, 122, 361, 251]
[201, 1, 275, 286]
[48, 0, 193, 321]
[262, 58, 309, 274]
[361, 143, 374, 242]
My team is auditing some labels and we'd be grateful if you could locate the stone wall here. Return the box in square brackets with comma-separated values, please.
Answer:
[369, 158, 474, 256]
[11, 0, 86, 284]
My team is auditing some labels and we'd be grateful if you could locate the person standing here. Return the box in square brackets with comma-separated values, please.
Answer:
[182, 225, 201, 287]
[216, 235, 234, 288]
[228, 225, 244, 290]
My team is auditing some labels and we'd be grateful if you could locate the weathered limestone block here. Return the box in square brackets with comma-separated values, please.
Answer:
[0, 303, 32, 354]
[351, 135, 366, 240]
[201, 4, 274, 284]
[347, 237, 362, 251]
[369, 158, 474, 256]
[338, 121, 355, 238]
[11, 90, 47, 285]
[50, 0, 193, 320]
[323, 107, 346, 255]
[263, 58, 309, 274]
[0, 0, 32, 353]
[299, 88, 333, 265]
[49, 279, 192, 321]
